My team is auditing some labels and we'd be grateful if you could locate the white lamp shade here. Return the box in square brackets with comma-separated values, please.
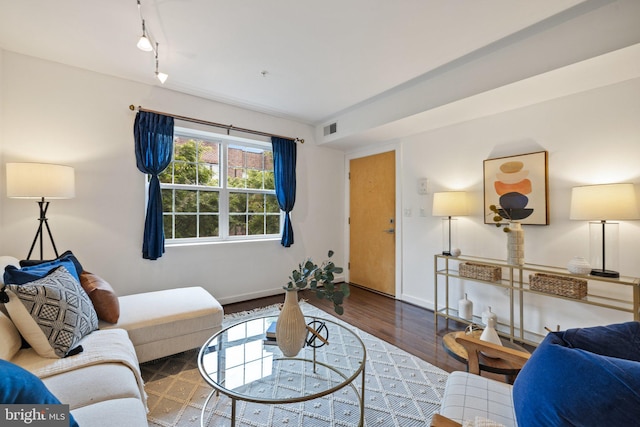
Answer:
[137, 35, 153, 52]
[6, 163, 75, 199]
[156, 72, 168, 84]
[432, 191, 469, 217]
[570, 183, 639, 221]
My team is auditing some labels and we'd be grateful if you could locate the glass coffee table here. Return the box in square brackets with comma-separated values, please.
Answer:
[197, 315, 366, 427]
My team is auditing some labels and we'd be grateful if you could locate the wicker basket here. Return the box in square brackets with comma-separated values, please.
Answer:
[529, 273, 587, 299]
[459, 262, 502, 282]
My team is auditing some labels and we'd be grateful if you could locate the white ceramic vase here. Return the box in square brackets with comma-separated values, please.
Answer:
[567, 256, 591, 275]
[507, 222, 525, 266]
[479, 315, 503, 349]
[458, 293, 473, 320]
[276, 288, 308, 357]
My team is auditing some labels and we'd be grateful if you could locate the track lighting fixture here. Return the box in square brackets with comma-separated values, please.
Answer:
[155, 43, 168, 84]
[137, 19, 153, 52]
[136, 0, 168, 84]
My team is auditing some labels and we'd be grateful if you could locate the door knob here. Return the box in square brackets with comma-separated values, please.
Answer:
[383, 228, 395, 234]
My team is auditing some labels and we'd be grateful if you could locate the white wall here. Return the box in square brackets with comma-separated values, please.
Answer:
[399, 77, 640, 331]
[0, 51, 345, 304]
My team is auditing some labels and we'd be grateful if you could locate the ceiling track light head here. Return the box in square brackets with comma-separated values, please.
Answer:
[136, 0, 168, 83]
[154, 42, 168, 84]
[137, 19, 153, 52]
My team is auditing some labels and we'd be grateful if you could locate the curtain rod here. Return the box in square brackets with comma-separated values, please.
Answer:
[129, 105, 304, 143]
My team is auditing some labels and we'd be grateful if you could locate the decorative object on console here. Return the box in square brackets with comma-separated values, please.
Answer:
[479, 314, 502, 347]
[277, 250, 347, 356]
[459, 262, 502, 282]
[481, 306, 498, 327]
[570, 183, 640, 278]
[506, 221, 524, 266]
[530, 273, 587, 299]
[488, 206, 525, 265]
[483, 151, 549, 226]
[432, 191, 469, 256]
[458, 293, 473, 320]
[6, 163, 75, 260]
[567, 256, 592, 275]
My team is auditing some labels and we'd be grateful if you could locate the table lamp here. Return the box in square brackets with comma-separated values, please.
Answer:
[6, 162, 75, 260]
[432, 191, 469, 256]
[569, 183, 639, 278]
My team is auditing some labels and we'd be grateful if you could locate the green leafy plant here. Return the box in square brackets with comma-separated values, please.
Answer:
[285, 250, 349, 315]
[489, 204, 513, 233]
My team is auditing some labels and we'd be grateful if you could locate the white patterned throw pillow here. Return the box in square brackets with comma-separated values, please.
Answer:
[3, 266, 98, 358]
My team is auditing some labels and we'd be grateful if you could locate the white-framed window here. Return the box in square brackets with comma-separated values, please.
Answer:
[157, 127, 281, 243]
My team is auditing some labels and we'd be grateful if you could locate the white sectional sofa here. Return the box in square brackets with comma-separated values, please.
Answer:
[1, 254, 224, 427]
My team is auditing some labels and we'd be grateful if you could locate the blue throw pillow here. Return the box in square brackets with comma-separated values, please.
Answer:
[0, 359, 79, 427]
[3, 258, 80, 285]
[513, 322, 640, 427]
[19, 250, 84, 277]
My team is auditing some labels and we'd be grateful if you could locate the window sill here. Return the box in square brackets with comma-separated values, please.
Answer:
[165, 237, 281, 248]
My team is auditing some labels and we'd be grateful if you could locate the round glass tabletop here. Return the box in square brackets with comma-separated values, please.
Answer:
[198, 315, 366, 404]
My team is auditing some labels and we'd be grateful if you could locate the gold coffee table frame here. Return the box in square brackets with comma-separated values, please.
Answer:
[198, 315, 366, 427]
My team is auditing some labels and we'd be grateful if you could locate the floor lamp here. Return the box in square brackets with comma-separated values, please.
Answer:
[6, 163, 75, 260]
[432, 191, 469, 256]
[570, 183, 639, 278]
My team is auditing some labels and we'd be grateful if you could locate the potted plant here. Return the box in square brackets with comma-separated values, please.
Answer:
[285, 250, 349, 314]
[277, 250, 349, 356]
[489, 204, 513, 232]
[489, 205, 525, 265]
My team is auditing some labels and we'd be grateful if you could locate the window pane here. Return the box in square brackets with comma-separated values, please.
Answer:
[265, 194, 279, 213]
[229, 192, 247, 213]
[264, 170, 275, 190]
[197, 140, 220, 187]
[200, 215, 219, 237]
[227, 145, 273, 190]
[266, 215, 280, 234]
[248, 215, 264, 235]
[163, 214, 173, 239]
[173, 138, 221, 186]
[229, 215, 247, 236]
[248, 194, 264, 213]
[175, 215, 197, 238]
[162, 189, 173, 212]
[175, 190, 197, 212]
[173, 161, 197, 185]
[199, 191, 219, 213]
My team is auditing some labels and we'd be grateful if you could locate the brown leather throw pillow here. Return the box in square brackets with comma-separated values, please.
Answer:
[79, 271, 120, 324]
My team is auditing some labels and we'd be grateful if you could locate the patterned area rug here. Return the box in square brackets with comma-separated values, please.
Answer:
[143, 303, 448, 427]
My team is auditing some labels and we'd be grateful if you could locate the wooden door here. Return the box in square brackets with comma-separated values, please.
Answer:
[349, 151, 396, 296]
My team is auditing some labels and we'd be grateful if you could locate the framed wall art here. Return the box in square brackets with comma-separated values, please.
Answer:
[483, 151, 549, 225]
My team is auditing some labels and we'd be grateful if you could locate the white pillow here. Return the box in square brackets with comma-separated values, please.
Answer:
[0, 311, 22, 360]
[4, 267, 98, 358]
[0, 255, 20, 285]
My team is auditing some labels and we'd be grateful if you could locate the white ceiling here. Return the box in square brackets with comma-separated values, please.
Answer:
[0, 0, 588, 125]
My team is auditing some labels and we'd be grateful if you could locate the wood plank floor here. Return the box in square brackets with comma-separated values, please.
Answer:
[222, 285, 470, 374]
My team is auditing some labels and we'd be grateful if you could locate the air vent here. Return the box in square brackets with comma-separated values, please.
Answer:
[323, 122, 337, 136]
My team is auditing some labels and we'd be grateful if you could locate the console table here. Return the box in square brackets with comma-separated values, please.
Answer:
[434, 255, 640, 346]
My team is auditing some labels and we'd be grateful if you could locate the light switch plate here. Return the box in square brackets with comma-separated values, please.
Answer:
[417, 178, 429, 195]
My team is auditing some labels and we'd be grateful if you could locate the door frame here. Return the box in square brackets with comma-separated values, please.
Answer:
[344, 142, 403, 299]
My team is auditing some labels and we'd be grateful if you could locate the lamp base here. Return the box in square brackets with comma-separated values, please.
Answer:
[590, 268, 619, 278]
[442, 251, 452, 256]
